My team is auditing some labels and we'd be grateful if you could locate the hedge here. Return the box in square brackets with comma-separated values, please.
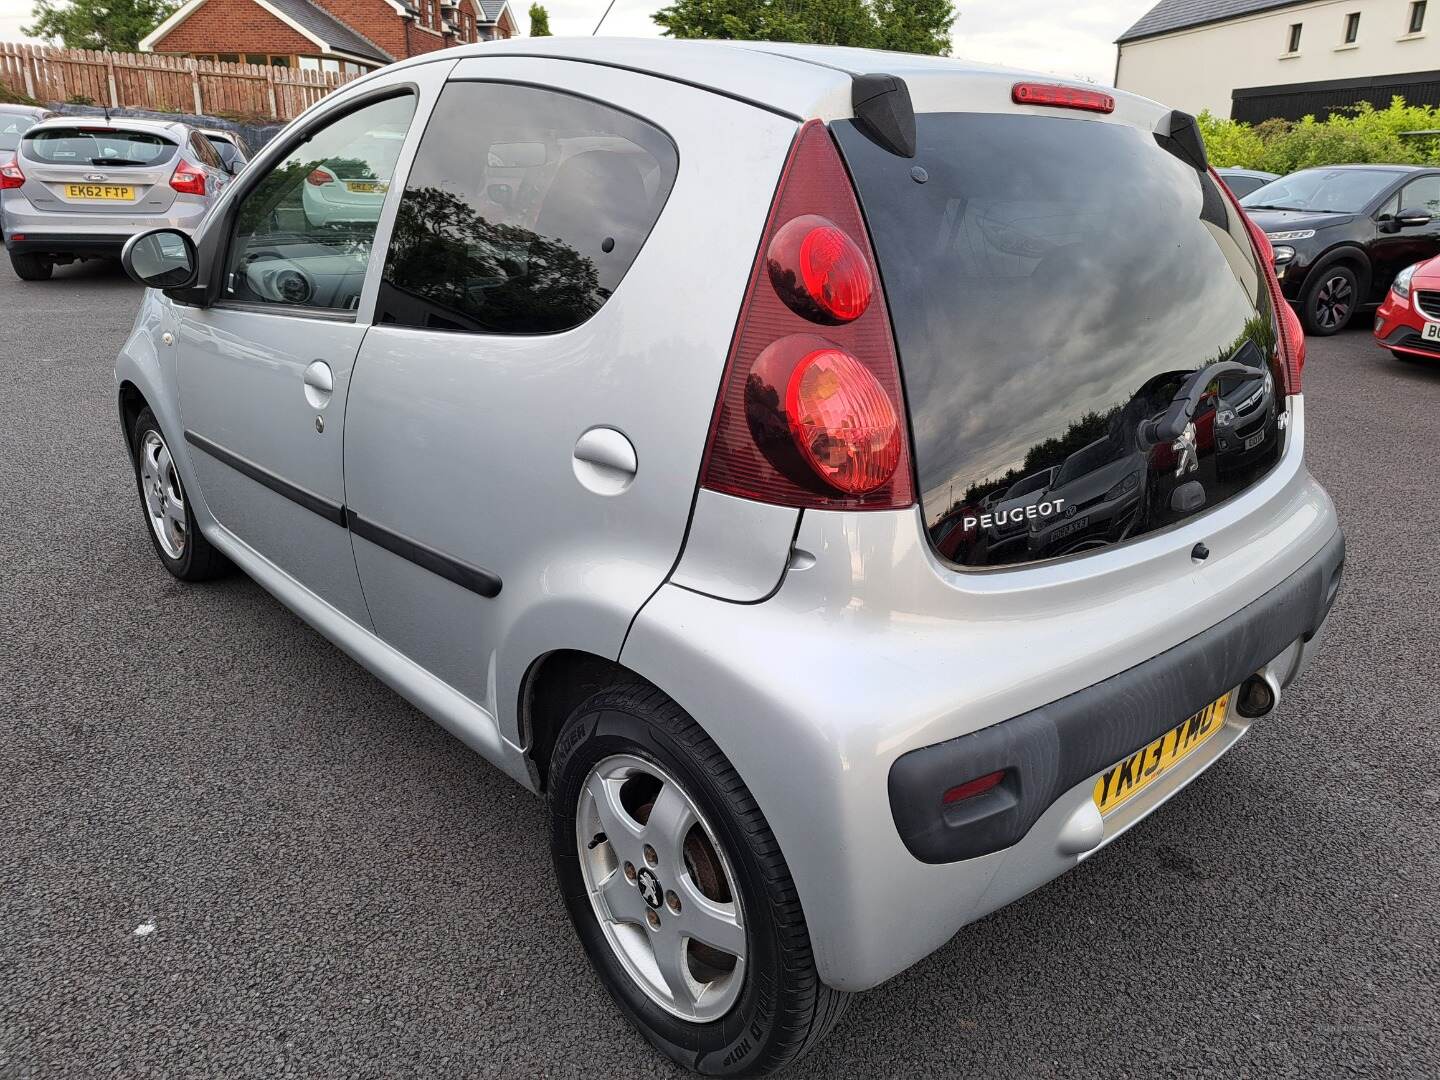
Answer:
[1199, 98, 1440, 173]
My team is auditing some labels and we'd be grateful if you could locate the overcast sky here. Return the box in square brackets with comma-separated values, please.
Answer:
[0, 1, 1156, 83]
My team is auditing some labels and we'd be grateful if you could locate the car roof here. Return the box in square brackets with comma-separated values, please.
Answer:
[1218, 167, 1277, 178]
[1289, 163, 1431, 173]
[355, 36, 1172, 128]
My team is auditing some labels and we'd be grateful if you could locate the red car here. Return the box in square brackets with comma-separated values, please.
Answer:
[1374, 255, 1440, 363]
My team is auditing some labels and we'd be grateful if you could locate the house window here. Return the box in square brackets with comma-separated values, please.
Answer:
[1344, 12, 1360, 43]
[1287, 23, 1303, 52]
[1410, 1, 1427, 33]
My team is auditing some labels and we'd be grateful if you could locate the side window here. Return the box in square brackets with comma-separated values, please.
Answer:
[377, 81, 678, 334]
[223, 93, 416, 312]
[1401, 175, 1440, 215]
[189, 132, 223, 170]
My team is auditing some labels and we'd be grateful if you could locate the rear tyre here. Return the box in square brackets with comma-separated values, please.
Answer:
[1301, 266, 1357, 336]
[549, 683, 848, 1076]
[9, 251, 53, 281]
[131, 407, 230, 581]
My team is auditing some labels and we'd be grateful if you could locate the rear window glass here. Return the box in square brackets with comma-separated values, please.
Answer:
[834, 112, 1283, 569]
[24, 127, 176, 167]
[377, 81, 677, 335]
[0, 115, 38, 153]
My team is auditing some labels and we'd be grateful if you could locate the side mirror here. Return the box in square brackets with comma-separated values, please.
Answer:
[226, 157, 245, 176]
[1397, 206, 1433, 229]
[121, 229, 197, 289]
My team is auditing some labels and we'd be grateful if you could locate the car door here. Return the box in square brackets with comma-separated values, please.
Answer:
[1371, 173, 1440, 296]
[176, 66, 448, 624]
[341, 58, 799, 737]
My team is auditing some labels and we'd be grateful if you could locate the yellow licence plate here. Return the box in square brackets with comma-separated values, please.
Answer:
[1093, 692, 1232, 815]
[345, 181, 386, 193]
[64, 183, 135, 201]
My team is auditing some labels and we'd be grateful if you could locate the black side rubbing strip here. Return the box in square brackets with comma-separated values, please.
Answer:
[184, 430, 346, 526]
[889, 527, 1345, 864]
[346, 510, 503, 599]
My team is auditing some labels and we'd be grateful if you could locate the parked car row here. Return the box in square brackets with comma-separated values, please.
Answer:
[0, 105, 252, 281]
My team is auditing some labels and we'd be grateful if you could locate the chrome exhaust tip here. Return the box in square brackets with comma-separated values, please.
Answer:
[1236, 668, 1282, 719]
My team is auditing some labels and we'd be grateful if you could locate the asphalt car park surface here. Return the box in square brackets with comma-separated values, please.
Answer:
[1, 261, 1437, 1080]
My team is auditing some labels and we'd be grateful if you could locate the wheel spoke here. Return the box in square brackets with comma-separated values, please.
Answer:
[164, 499, 187, 538]
[676, 881, 745, 957]
[585, 771, 643, 849]
[643, 781, 697, 867]
[594, 865, 648, 928]
[650, 928, 696, 1008]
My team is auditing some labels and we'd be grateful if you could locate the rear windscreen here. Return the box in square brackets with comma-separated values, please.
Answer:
[833, 112, 1284, 569]
[24, 128, 176, 167]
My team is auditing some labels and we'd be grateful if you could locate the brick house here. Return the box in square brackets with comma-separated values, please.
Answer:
[140, 0, 516, 76]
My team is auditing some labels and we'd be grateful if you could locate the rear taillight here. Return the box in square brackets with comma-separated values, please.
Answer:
[1011, 82, 1116, 114]
[1219, 169, 1304, 394]
[0, 157, 23, 190]
[306, 168, 334, 186]
[170, 159, 206, 196]
[699, 120, 913, 510]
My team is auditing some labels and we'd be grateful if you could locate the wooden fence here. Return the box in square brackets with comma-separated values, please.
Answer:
[0, 43, 361, 121]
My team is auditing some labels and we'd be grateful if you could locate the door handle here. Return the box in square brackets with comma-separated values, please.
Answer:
[573, 426, 637, 495]
[303, 360, 333, 408]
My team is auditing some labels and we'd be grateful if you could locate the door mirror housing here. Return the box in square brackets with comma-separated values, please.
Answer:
[1397, 206, 1433, 229]
[121, 229, 198, 289]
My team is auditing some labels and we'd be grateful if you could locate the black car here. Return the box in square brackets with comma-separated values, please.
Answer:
[1242, 165, 1440, 335]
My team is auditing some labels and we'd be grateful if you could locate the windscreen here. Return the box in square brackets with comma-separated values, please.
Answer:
[1241, 168, 1398, 212]
[24, 127, 176, 167]
[833, 112, 1285, 569]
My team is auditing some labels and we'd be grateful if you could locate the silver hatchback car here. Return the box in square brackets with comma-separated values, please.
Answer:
[2, 115, 233, 280]
[113, 39, 1344, 1075]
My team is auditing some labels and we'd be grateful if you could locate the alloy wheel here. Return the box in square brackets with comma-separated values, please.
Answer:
[576, 753, 747, 1022]
[139, 428, 187, 560]
[1314, 273, 1353, 331]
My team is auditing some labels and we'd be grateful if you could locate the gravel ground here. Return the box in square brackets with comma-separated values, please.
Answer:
[1, 260, 1437, 1079]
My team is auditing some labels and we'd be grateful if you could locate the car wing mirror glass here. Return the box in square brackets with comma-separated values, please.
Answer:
[121, 228, 198, 290]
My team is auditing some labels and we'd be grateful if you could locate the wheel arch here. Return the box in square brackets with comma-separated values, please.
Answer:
[519, 648, 650, 791]
[1308, 245, 1372, 299]
[118, 380, 150, 461]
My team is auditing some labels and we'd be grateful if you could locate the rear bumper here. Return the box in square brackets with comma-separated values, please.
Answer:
[5, 232, 128, 258]
[889, 526, 1343, 864]
[623, 397, 1343, 991]
[2, 197, 206, 256]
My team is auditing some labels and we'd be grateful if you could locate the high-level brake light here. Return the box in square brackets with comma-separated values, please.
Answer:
[1012, 82, 1116, 114]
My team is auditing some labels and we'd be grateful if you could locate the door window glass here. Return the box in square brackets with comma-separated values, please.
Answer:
[377, 81, 678, 334]
[222, 93, 415, 312]
[1401, 175, 1440, 215]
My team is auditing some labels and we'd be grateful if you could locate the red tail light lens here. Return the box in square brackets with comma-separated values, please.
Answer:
[1012, 82, 1115, 114]
[170, 159, 206, 196]
[942, 770, 1006, 805]
[306, 168, 335, 187]
[0, 157, 24, 190]
[699, 120, 913, 510]
[787, 347, 900, 494]
[1219, 170, 1304, 393]
[767, 214, 873, 323]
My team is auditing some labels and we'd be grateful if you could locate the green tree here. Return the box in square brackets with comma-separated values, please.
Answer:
[24, 0, 179, 51]
[528, 2, 551, 37]
[652, 0, 957, 55]
[873, 0, 954, 55]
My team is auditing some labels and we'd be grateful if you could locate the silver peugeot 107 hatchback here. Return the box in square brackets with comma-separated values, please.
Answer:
[114, 39, 1344, 1075]
[3, 116, 231, 280]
